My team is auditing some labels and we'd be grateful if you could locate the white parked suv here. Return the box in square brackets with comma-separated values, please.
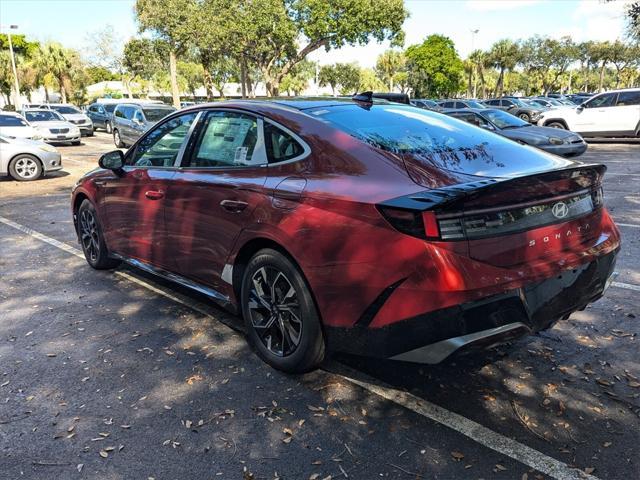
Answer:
[537, 88, 640, 137]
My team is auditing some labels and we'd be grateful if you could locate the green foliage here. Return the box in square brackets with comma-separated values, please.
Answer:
[0, 34, 39, 57]
[406, 34, 463, 98]
[375, 50, 406, 90]
[319, 62, 360, 95]
[123, 38, 169, 80]
[85, 66, 120, 84]
[281, 60, 316, 96]
[359, 68, 386, 92]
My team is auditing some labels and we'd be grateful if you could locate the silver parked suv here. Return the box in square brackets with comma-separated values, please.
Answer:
[112, 103, 176, 147]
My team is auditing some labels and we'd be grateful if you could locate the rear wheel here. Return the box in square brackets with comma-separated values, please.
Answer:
[77, 200, 120, 270]
[9, 154, 42, 181]
[547, 121, 567, 129]
[241, 249, 325, 373]
[113, 129, 124, 148]
[105, 122, 112, 134]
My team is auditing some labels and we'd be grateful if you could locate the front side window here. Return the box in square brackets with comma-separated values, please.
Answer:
[616, 91, 640, 106]
[585, 93, 616, 108]
[189, 111, 262, 168]
[263, 123, 305, 164]
[126, 112, 197, 167]
[501, 100, 514, 107]
[485, 99, 499, 106]
[133, 109, 144, 122]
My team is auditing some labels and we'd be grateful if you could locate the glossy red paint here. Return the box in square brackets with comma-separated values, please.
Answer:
[72, 99, 621, 360]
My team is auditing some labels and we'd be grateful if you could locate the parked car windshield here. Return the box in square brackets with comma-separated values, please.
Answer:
[0, 115, 29, 127]
[24, 111, 64, 122]
[481, 109, 529, 129]
[52, 105, 81, 114]
[142, 107, 176, 121]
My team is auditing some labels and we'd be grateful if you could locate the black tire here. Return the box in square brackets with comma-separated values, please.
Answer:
[105, 122, 112, 134]
[518, 112, 531, 122]
[547, 121, 566, 129]
[72, 140, 81, 146]
[241, 248, 325, 373]
[77, 199, 120, 270]
[113, 129, 125, 148]
[8, 154, 42, 181]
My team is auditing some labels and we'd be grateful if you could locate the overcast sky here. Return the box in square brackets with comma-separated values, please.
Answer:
[0, 0, 632, 68]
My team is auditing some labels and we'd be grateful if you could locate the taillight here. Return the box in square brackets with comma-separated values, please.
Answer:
[378, 187, 602, 241]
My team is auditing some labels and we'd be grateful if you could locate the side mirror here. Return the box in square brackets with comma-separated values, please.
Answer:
[482, 123, 495, 131]
[577, 105, 585, 112]
[99, 150, 124, 170]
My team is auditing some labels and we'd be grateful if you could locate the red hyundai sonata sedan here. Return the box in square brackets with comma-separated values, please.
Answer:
[71, 97, 620, 372]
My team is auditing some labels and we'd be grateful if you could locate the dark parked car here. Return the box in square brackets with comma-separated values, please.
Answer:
[482, 98, 544, 123]
[437, 99, 486, 109]
[111, 103, 176, 147]
[410, 99, 440, 111]
[71, 98, 619, 372]
[87, 103, 118, 133]
[444, 108, 587, 157]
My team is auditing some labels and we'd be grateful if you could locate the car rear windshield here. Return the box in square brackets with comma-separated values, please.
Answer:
[143, 107, 176, 121]
[311, 104, 571, 177]
[24, 111, 63, 122]
[52, 105, 81, 114]
[0, 115, 29, 127]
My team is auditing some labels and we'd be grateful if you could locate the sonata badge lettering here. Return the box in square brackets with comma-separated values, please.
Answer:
[529, 223, 591, 247]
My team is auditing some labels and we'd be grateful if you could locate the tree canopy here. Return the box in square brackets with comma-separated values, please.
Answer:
[406, 34, 463, 98]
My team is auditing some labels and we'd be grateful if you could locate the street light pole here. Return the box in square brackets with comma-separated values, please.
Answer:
[3, 24, 21, 109]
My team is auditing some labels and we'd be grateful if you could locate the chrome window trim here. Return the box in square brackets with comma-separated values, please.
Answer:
[262, 117, 311, 166]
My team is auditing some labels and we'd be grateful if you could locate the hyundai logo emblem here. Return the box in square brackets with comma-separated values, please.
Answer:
[552, 201, 569, 219]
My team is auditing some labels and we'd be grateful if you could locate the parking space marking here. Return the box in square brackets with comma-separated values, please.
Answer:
[616, 223, 640, 228]
[0, 214, 604, 480]
[611, 281, 640, 292]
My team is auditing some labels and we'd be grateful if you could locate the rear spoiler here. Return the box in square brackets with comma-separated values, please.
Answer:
[380, 164, 607, 213]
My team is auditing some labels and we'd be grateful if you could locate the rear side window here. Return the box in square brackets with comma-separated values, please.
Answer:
[189, 111, 261, 168]
[263, 123, 305, 163]
[0, 115, 28, 127]
[616, 91, 640, 106]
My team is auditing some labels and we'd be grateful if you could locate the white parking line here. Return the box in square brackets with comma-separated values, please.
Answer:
[616, 223, 640, 228]
[0, 215, 604, 480]
[611, 281, 640, 292]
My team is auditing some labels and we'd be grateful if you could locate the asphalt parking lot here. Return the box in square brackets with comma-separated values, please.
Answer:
[1, 132, 638, 480]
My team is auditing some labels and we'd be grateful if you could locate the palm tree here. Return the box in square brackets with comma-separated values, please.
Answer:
[488, 39, 520, 97]
[591, 41, 613, 92]
[375, 50, 406, 91]
[468, 49, 488, 98]
[33, 43, 73, 103]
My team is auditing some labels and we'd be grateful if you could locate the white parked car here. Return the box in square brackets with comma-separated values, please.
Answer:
[21, 109, 81, 145]
[48, 104, 94, 136]
[537, 88, 640, 137]
[0, 134, 62, 181]
[0, 112, 40, 140]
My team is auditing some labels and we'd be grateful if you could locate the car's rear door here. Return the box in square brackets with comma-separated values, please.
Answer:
[164, 109, 268, 291]
[613, 90, 640, 133]
[99, 111, 199, 269]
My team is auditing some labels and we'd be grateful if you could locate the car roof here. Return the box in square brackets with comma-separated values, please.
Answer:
[22, 108, 55, 112]
[0, 111, 22, 116]
[116, 102, 175, 108]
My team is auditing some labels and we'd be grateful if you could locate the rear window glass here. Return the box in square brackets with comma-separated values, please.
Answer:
[312, 104, 566, 177]
[0, 115, 28, 127]
[142, 107, 176, 121]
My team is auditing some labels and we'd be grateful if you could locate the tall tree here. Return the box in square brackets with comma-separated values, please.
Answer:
[136, 0, 198, 107]
[406, 34, 464, 98]
[375, 50, 406, 91]
[280, 60, 316, 96]
[468, 49, 488, 98]
[33, 42, 75, 103]
[488, 39, 520, 97]
[319, 64, 341, 96]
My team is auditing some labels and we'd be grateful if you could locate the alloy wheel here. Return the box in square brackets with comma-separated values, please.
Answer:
[247, 266, 302, 357]
[80, 209, 100, 263]
[14, 157, 39, 180]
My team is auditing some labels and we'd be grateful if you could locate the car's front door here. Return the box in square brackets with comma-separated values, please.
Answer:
[165, 109, 268, 291]
[573, 92, 618, 133]
[613, 90, 640, 133]
[99, 112, 198, 269]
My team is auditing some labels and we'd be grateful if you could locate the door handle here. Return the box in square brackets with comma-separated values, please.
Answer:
[220, 199, 248, 213]
[145, 190, 164, 200]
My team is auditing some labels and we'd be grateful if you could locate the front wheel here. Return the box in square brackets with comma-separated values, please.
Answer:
[547, 121, 567, 129]
[113, 129, 125, 148]
[518, 113, 530, 122]
[105, 122, 112, 134]
[9, 154, 42, 181]
[241, 249, 325, 373]
[77, 200, 120, 270]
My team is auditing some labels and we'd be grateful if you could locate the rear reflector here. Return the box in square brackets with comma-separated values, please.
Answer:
[422, 211, 440, 238]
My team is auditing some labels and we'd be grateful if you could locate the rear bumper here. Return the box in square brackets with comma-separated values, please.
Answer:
[326, 248, 618, 363]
